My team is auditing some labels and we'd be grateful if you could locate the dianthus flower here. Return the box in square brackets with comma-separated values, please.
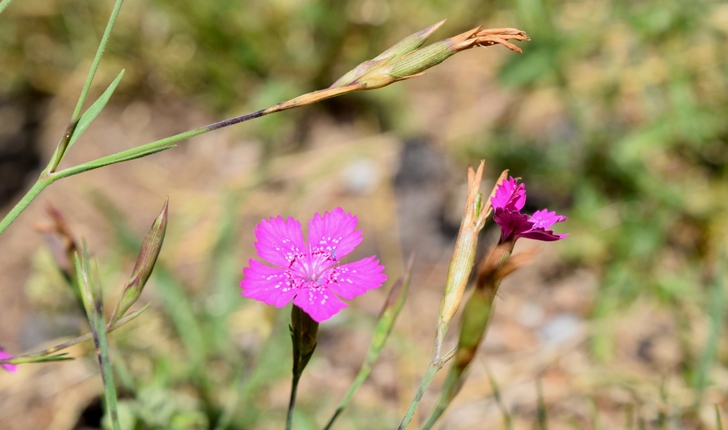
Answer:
[241, 208, 387, 322]
[491, 177, 568, 243]
[0, 347, 17, 373]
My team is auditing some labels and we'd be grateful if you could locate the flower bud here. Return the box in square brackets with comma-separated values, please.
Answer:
[290, 305, 319, 376]
[437, 161, 489, 327]
[109, 198, 168, 323]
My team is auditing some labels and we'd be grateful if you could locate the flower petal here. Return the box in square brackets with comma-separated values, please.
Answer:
[493, 208, 533, 241]
[308, 208, 362, 262]
[520, 229, 569, 242]
[529, 209, 568, 230]
[293, 286, 347, 322]
[254, 216, 306, 268]
[323, 256, 387, 300]
[241, 259, 298, 308]
[491, 177, 526, 211]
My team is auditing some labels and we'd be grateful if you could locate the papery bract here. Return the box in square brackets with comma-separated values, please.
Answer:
[491, 177, 568, 243]
[241, 208, 387, 322]
[0, 348, 17, 373]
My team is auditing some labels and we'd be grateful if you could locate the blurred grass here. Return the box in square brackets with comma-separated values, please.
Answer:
[2, 0, 728, 428]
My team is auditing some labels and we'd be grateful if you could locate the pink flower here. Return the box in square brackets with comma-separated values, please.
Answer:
[0, 348, 17, 373]
[491, 177, 568, 243]
[241, 208, 387, 322]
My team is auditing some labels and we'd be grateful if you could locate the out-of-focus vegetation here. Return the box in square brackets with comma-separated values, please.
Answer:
[2, 0, 728, 428]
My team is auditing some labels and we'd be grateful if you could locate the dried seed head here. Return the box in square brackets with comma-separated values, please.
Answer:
[330, 20, 446, 88]
[355, 27, 529, 89]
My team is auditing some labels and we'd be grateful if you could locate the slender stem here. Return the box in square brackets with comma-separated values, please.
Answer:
[52, 109, 267, 180]
[0, 84, 351, 234]
[71, 0, 125, 121]
[0, 177, 52, 235]
[397, 320, 449, 429]
[398, 361, 442, 430]
[91, 297, 122, 430]
[286, 372, 302, 430]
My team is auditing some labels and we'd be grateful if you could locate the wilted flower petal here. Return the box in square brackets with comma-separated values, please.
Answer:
[491, 177, 568, 243]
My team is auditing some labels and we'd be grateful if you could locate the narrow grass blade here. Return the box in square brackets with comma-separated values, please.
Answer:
[535, 378, 548, 430]
[324, 256, 414, 430]
[67, 70, 125, 152]
[717, 405, 724, 430]
[487, 367, 513, 430]
[693, 266, 725, 406]
[207, 193, 243, 355]
[212, 366, 245, 430]
[75, 243, 121, 430]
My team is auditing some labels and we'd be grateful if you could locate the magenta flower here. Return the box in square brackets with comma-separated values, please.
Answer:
[0, 347, 17, 373]
[241, 208, 387, 322]
[491, 177, 568, 243]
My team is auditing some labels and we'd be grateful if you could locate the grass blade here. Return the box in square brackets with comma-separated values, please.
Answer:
[324, 256, 414, 430]
[693, 264, 725, 406]
[717, 405, 724, 430]
[487, 367, 513, 430]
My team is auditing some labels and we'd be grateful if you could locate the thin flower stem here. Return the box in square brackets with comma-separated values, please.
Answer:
[0, 178, 52, 235]
[286, 373, 302, 430]
[398, 361, 442, 430]
[71, 0, 125, 122]
[398, 322, 449, 429]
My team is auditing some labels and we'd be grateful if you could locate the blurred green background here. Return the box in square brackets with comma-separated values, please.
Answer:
[1, 0, 727, 428]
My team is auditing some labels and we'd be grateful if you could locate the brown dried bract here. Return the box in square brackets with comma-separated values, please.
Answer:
[449, 27, 530, 54]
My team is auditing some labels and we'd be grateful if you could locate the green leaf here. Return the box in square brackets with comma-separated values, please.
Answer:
[68, 70, 125, 152]
[55, 144, 176, 179]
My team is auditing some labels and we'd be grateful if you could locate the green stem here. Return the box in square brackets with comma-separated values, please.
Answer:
[398, 361, 442, 430]
[72, 0, 125, 121]
[0, 177, 53, 235]
[286, 372, 302, 430]
[91, 298, 122, 430]
[52, 108, 267, 180]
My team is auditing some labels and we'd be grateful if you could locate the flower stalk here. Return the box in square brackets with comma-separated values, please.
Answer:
[0, 21, 527, 237]
[287, 305, 320, 430]
[420, 175, 568, 428]
[398, 166, 508, 429]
